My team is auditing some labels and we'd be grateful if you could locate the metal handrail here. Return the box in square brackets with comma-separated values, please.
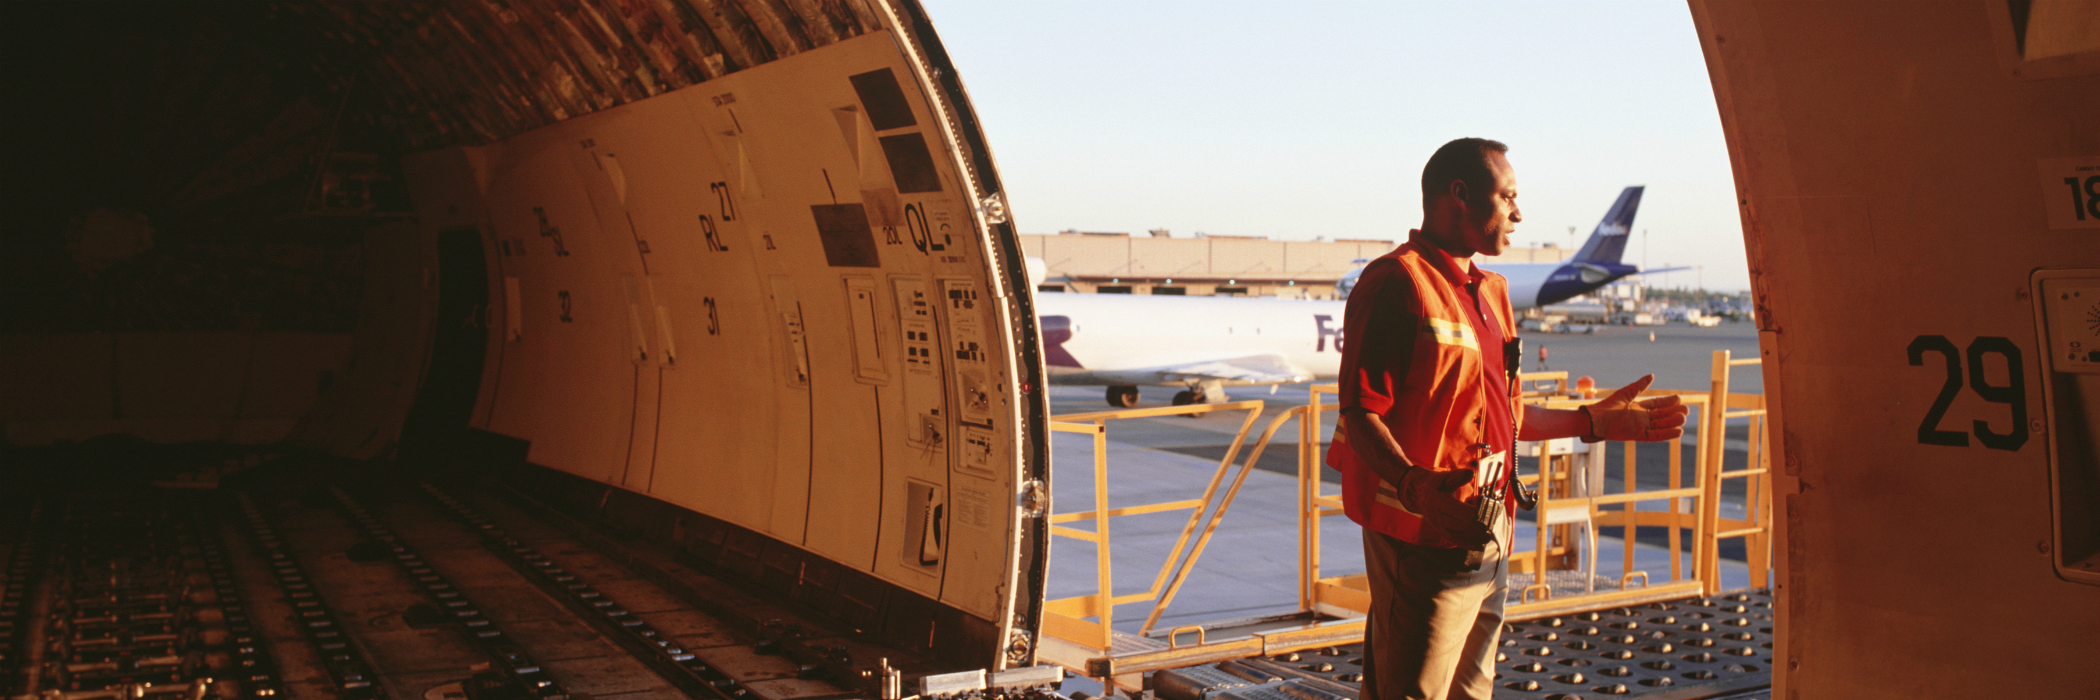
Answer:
[1525, 393, 1713, 595]
[1140, 405, 1313, 635]
[1302, 385, 1742, 612]
[1040, 400, 1326, 645]
[1041, 399, 1268, 651]
[1041, 345, 1776, 684]
[1517, 370, 1570, 398]
[1696, 349, 1774, 593]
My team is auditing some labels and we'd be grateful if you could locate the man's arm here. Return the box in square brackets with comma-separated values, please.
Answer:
[1519, 374, 1689, 442]
[1344, 409, 1484, 508]
[1516, 404, 1590, 441]
[1334, 258, 1413, 485]
[1341, 408, 1415, 487]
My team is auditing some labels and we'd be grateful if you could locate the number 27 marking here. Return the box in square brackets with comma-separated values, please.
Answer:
[1907, 335, 2026, 451]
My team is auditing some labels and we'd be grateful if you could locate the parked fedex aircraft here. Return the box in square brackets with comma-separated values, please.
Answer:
[1035, 186, 1664, 406]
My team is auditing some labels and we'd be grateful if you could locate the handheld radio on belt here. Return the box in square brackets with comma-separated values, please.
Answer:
[1462, 338, 1539, 571]
[1507, 337, 1539, 512]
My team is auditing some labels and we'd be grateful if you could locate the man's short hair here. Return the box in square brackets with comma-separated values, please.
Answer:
[1420, 138, 1509, 209]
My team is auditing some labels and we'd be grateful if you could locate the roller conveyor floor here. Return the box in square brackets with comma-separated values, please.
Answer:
[0, 451, 985, 700]
[1134, 591, 1774, 700]
[1, 446, 1771, 700]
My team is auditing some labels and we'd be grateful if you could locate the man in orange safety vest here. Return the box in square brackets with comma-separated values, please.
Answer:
[1330, 138, 1689, 700]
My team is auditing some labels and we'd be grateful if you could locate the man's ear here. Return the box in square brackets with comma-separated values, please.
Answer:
[1447, 179, 1469, 212]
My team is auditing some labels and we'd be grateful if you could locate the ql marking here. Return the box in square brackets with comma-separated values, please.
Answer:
[905, 204, 945, 255]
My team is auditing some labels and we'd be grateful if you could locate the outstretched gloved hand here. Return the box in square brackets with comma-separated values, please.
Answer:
[1580, 374, 1689, 442]
[1397, 467, 1494, 547]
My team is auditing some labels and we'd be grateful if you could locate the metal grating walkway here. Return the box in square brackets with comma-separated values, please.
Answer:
[1148, 590, 1774, 700]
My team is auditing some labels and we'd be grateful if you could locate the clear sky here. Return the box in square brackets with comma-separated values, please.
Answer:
[918, 0, 1750, 292]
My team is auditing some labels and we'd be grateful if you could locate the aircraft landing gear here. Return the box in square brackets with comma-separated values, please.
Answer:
[1106, 385, 1140, 408]
[1173, 380, 1227, 408]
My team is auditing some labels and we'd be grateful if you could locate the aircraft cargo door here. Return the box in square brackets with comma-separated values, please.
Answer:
[391, 1, 1051, 670]
[1689, 2, 2100, 697]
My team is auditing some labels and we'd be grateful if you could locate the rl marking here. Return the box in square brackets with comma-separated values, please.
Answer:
[699, 215, 729, 252]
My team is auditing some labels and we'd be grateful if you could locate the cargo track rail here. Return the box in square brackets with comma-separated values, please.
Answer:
[6, 496, 281, 700]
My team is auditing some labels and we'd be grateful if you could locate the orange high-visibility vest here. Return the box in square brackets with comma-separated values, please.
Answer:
[1329, 242, 1522, 548]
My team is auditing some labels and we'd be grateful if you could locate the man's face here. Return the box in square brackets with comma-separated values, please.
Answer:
[1462, 152, 1521, 257]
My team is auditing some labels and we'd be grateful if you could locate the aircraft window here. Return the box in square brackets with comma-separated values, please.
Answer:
[1096, 285, 1133, 294]
[1151, 286, 1187, 296]
[1214, 286, 1249, 297]
[1037, 284, 1066, 292]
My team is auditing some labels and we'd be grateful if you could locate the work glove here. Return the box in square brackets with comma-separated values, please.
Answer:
[1580, 374, 1689, 442]
[1397, 466, 1495, 548]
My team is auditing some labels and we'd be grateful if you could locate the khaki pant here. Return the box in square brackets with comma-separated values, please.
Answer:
[1357, 520, 1511, 700]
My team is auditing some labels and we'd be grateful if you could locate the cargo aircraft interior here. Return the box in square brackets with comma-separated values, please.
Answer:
[0, 2, 2095, 700]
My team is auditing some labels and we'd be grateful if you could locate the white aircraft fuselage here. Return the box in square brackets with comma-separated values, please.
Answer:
[1037, 260, 1568, 388]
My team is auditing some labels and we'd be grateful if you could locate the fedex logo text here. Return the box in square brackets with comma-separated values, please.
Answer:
[1316, 315, 1345, 352]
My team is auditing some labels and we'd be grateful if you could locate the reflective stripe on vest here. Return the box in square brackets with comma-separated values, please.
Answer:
[1423, 317, 1480, 351]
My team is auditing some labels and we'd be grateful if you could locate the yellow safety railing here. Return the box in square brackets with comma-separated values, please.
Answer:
[1519, 370, 1570, 399]
[1517, 393, 1713, 612]
[1039, 349, 1772, 683]
[1696, 350, 1773, 593]
[1304, 387, 1725, 618]
[1302, 384, 1342, 614]
[1042, 400, 1318, 652]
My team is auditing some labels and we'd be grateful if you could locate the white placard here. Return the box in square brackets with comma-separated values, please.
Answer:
[2039, 155, 2100, 230]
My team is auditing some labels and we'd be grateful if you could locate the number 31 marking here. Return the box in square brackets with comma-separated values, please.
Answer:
[1907, 335, 2026, 451]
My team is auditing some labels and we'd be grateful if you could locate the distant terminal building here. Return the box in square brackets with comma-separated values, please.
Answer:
[1020, 229, 1572, 298]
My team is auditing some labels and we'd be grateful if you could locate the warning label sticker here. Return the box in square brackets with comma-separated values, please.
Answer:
[955, 484, 995, 531]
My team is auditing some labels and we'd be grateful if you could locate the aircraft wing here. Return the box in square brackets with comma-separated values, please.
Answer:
[1154, 354, 1314, 385]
